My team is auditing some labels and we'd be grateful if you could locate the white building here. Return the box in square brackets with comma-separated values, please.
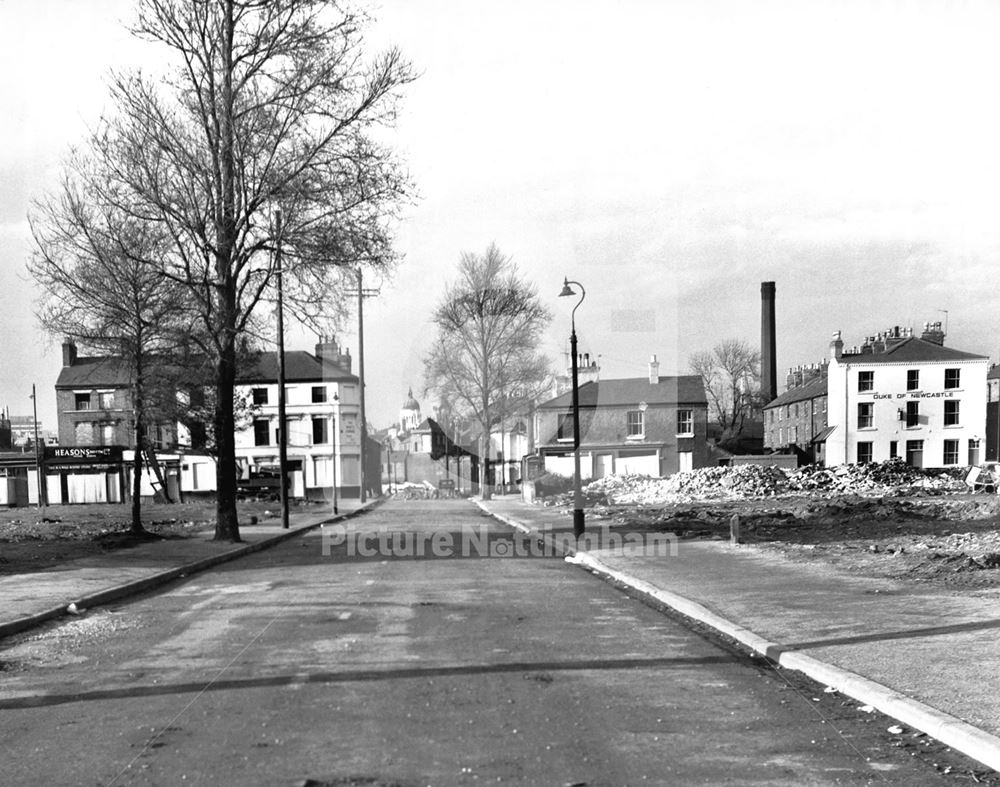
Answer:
[825, 324, 989, 468]
[231, 338, 362, 499]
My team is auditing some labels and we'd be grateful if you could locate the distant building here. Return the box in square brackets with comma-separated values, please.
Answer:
[533, 355, 710, 479]
[763, 363, 829, 464]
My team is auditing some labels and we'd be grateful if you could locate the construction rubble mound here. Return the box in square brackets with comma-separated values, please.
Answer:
[576, 460, 970, 506]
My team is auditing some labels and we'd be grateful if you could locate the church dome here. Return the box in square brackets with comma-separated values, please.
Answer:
[402, 387, 420, 412]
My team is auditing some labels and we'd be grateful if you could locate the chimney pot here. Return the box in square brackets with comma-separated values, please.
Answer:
[648, 355, 660, 385]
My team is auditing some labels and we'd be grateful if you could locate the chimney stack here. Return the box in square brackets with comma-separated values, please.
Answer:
[648, 354, 660, 384]
[62, 338, 77, 367]
[830, 330, 843, 360]
[760, 282, 777, 403]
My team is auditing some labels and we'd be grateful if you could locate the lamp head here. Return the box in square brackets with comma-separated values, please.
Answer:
[558, 278, 575, 297]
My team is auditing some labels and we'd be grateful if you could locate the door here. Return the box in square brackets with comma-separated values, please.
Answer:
[595, 454, 614, 479]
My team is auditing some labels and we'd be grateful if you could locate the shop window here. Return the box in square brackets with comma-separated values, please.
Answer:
[944, 400, 960, 426]
[944, 369, 960, 389]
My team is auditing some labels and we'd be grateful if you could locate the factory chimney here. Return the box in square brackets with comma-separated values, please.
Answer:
[760, 282, 777, 403]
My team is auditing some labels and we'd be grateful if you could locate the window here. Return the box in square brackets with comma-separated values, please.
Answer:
[101, 423, 115, 446]
[75, 393, 91, 411]
[944, 368, 960, 389]
[969, 439, 981, 466]
[889, 441, 898, 459]
[906, 401, 919, 427]
[253, 419, 270, 447]
[857, 402, 873, 429]
[906, 439, 924, 468]
[789, 425, 798, 443]
[312, 417, 328, 444]
[311, 386, 327, 403]
[907, 370, 919, 391]
[857, 441, 873, 464]
[793, 403, 798, 418]
[822, 397, 827, 412]
[626, 410, 644, 438]
[677, 409, 694, 436]
[944, 400, 960, 426]
[252, 388, 268, 405]
[99, 391, 115, 409]
[943, 439, 959, 466]
[557, 413, 574, 441]
[858, 371, 874, 392]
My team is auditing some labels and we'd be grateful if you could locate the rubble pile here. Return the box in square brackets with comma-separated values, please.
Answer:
[579, 459, 970, 506]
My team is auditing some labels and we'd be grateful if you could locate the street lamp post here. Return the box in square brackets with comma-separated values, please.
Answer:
[558, 277, 586, 537]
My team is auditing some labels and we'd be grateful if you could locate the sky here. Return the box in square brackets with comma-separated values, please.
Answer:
[3, 0, 1000, 431]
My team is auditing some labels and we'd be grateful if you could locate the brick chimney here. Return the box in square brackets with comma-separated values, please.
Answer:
[62, 338, 77, 367]
[830, 331, 843, 360]
[315, 335, 352, 372]
[648, 354, 660, 384]
[760, 282, 777, 403]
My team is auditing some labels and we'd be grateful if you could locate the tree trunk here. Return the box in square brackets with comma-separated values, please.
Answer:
[214, 337, 241, 541]
[130, 357, 146, 535]
[131, 420, 145, 536]
[213, 0, 241, 543]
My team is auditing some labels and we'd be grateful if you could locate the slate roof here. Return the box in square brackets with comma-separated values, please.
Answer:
[56, 357, 134, 389]
[236, 351, 357, 384]
[764, 375, 827, 409]
[56, 350, 357, 388]
[537, 375, 706, 410]
[842, 337, 988, 364]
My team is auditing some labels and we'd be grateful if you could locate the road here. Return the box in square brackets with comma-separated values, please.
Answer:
[0, 498, 988, 786]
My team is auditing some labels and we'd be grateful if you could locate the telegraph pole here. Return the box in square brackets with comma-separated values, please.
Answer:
[356, 269, 379, 502]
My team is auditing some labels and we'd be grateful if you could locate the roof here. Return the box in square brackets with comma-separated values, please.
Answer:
[236, 351, 357, 384]
[812, 425, 836, 443]
[57, 349, 358, 389]
[56, 357, 134, 389]
[537, 375, 706, 410]
[841, 337, 988, 364]
[764, 375, 827, 409]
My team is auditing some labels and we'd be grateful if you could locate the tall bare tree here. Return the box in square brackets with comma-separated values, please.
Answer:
[39, 1, 415, 541]
[29, 156, 189, 535]
[424, 244, 551, 499]
[689, 338, 761, 444]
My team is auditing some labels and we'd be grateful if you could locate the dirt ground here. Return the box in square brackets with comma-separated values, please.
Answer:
[589, 493, 1000, 589]
[0, 498, 324, 575]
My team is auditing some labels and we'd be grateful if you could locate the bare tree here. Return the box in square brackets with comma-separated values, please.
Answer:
[47, 0, 415, 541]
[424, 244, 551, 499]
[689, 339, 761, 444]
[28, 155, 189, 535]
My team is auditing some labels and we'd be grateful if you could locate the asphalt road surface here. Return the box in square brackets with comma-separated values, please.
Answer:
[0, 498, 992, 786]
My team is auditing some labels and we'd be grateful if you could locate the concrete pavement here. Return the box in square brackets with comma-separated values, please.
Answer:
[476, 495, 1000, 774]
[0, 498, 377, 639]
